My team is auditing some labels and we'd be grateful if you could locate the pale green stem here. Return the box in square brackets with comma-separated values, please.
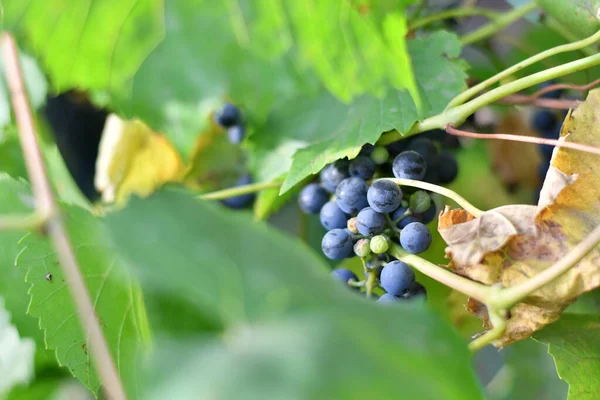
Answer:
[450, 29, 600, 108]
[366, 270, 376, 298]
[468, 308, 508, 351]
[409, 7, 499, 30]
[0, 212, 50, 231]
[459, 2, 538, 46]
[198, 181, 282, 200]
[380, 178, 483, 217]
[378, 52, 600, 145]
[389, 244, 491, 303]
[490, 223, 600, 309]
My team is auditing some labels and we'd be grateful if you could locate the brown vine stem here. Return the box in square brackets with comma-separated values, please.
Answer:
[530, 78, 600, 99]
[445, 124, 600, 157]
[497, 96, 580, 110]
[496, 79, 600, 109]
[2, 33, 127, 400]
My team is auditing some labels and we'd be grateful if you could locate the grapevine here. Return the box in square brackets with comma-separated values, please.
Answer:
[1, 2, 600, 399]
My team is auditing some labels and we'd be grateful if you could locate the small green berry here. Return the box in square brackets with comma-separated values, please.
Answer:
[370, 235, 389, 254]
[347, 217, 358, 234]
[354, 239, 371, 258]
[410, 191, 431, 214]
[370, 146, 389, 165]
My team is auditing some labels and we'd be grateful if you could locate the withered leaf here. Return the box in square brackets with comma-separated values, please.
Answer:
[438, 89, 600, 347]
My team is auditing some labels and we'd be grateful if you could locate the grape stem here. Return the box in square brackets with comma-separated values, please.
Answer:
[379, 178, 483, 217]
[198, 180, 281, 200]
[450, 29, 600, 108]
[489, 223, 600, 310]
[408, 7, 500, 31]
[390, 245, 491, 303]
[365, 271, 377, 298]
[0, 212, 50, 231]
[459, 2, 538, 46]
[378, 51, 600, 145]
[445, 124, 600, 157]
[467, 308, 508, 351]
[2, 33, 127, 400]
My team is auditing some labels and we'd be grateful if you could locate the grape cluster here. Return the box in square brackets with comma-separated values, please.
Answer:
[214, 103, 255, 209]
[531, 82, 564, 201]
[298, 135, 459, 303]
[214, 102, 246, 144]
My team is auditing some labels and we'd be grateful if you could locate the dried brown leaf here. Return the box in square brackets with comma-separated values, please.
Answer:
[438, 89, 600, 346]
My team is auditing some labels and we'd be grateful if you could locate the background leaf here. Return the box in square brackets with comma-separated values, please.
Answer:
[106, 189, 483, 399]
[536, 0, 600, 39]
[249, 31, 466, 191]
[6, 177, 149, 397]
[6, 0, 423, 158]
[534, 314, 600, 400]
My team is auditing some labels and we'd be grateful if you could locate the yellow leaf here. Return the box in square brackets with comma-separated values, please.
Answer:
[438, 89, 600, 347]
[95, 115, 184, 204]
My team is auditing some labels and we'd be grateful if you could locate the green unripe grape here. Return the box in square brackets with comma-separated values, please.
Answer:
[410, 191, 431, 214]
[370, 235, 389, 254]
[370, 146, 389, 165]
[354, 238, 371, 258]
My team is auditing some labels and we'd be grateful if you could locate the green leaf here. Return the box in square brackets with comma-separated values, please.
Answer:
[248, 31, 466, 192]
[0, 51, 48, 129]
[537, 0, 600, 39]
[3, 0, 164, 94]
[534, 314, 600, 400]
[5, 180, 149, 396]
[0, 176, 45, 342]
[106, 189, 483, 399]
[0, 175, 67, 377]
[0, 128, 28, 181]
[565, 289, 600, 315]
[6, 1, 423, 158]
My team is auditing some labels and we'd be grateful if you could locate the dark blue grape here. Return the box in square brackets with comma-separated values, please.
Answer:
[367, 180, 402, 213]
[355, 207, 386, 236]
[423, 161, 440, 184]
[408, 137, 439, 167]
[298, 183, 329, 214]
[215, 103, 241, 128]
[227, 125, 245, 144]
[221, 174, 255, 209]
[538, 162, 550, 181]
[320, 201, 348, 230]
[380, 260, 415, 296]
[402, 281, 427, 300]
[391, 206, 422, 229]
[320, 160, 350, 193]
[349, 156, 375, 180]
[322, 229, 354, 260]
[539, 143, 554, 161]
[377, 293, 400, 304]
[359, 144, 375, 156]
[400, 222, 432, 254]
[438, 151, 458, 184]
[421, 203, 438, 225]
[335, 177, 369, 214]
[386, 140, 408, 157]
[331, 268, 358, 285]
[392, 151, 427, 180]
[532, 110, 557, 132]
